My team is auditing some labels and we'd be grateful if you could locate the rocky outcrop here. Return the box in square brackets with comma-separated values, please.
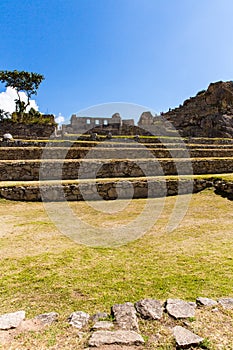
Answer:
[145, 81, 233, 138]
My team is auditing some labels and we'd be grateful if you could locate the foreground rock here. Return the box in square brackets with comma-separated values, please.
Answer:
[0, 311, 26, 330]
[173, 326, 203, 347]
[166, 299, 196, 319]
[92, 321, 114, 330]
[218, 297, 233, 309]
[88, 330, 145, 347]
[68, 311, 90, 329]
[196, 297, 217, 307]
[35, 312, 59, 325]
[111, 302, 139, 331]
[135, 299, 163, 320]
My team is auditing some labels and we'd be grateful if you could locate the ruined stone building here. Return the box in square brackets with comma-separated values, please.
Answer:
[62, 81, 233, 138]
[62, 113, 134, 135]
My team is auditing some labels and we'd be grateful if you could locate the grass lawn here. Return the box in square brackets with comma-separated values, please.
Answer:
[0, 189, 232, 349]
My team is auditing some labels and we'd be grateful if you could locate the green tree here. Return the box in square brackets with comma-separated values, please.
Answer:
[0, 70, 44, 114]
[0, 109, 11, 121]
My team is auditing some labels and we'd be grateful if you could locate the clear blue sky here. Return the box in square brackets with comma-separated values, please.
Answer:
[1, 0, 233, 122]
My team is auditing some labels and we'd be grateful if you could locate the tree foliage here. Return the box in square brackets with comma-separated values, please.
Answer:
[0, 109, 11, 122]
[0, 70, 44, 113]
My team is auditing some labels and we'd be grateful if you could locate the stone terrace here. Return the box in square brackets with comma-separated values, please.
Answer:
[0, 136, 233, 201]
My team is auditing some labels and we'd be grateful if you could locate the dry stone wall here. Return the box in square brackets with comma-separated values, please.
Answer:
[1, 146, 233, 160]
[0, 158, 233, 181]
[0, 179, 212, 201]
[0, 121, 56, 139]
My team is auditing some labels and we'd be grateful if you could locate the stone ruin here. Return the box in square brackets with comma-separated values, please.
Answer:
[62, 112, 135, 135]
[61, 81, 233, 138]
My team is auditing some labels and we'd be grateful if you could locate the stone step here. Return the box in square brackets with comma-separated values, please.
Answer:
[1, 147, 233, 160]
[0, 158, 233, 181]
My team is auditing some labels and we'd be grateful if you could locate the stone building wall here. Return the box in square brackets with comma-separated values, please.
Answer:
[64, 113, 135, 135]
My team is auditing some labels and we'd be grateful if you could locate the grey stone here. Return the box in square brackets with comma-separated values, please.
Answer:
[88, 330, 145, 347]
[196, 297, 218, 307]
[218, 297, 233, 309]
[91, 312, 109, 322]
[111, 302, 139, 331]
[0, 311, 26, 330]
[68, 311, 90, 329]
[35, 312, 59, 325]
[166, 299, 196, 319]
[135, 298, 163, 320]
[92, 321, 114, 330]
[173, 325, 203, 347]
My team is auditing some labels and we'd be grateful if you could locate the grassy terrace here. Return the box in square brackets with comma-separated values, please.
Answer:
[0, 136, 233, 348]
[0, 189, 232, 349]
[0, 173, 232, 187]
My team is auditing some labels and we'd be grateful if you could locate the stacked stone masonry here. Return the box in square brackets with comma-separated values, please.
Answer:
[0, 158, 233, 182]
[1, 146, 233, 160]
[0, 137, 233, 201]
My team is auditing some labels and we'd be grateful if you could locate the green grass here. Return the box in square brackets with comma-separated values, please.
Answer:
[0, 189, 233, 312]
[0, 189, 232, 348]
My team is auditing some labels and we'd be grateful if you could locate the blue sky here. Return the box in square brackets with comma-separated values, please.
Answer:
[1, 0, 233, 122]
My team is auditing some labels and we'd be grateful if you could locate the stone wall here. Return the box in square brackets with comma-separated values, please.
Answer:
[0, 178, 211, 201]
[0, 120, 56, 139]
[0, 158, 233, 181]
[63, 113, 137, 135]
[1, 146, 233, 160]
[214, 179, 233, 199]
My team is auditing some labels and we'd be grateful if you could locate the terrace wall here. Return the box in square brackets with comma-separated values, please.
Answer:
[0, 178, 211, 201]
[1, 147, 233, 160]
[0, 120, 56, 139]
[0, 158, 233, 181]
